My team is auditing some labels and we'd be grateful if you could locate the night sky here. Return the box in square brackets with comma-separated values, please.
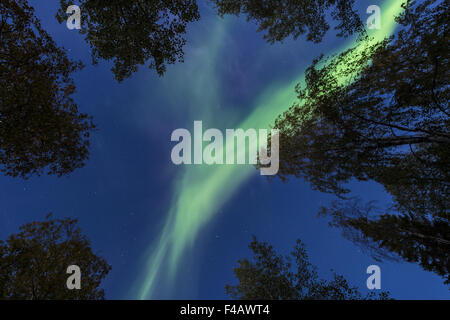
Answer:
[1, 0, 448, 299]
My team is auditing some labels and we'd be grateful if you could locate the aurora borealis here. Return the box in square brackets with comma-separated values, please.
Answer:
[135, 0, 409, 300]
[1, 0, 448, 301]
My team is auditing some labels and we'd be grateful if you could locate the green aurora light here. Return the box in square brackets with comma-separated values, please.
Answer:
[136, 0, 407, 299]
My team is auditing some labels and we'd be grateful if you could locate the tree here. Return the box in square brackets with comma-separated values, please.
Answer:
[269, 0, 449, 283]
[274, 0, 449, 198]
[213, 0, 363, 44]
[0, 0, 95, 179]
[0, 214, 111, 300]
[226, 236, 390, 300]
[56, 0, 200, 81]
[320, 199, 450, 285]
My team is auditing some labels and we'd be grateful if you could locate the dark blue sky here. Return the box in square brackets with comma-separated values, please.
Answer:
[0, 0, 448, 299]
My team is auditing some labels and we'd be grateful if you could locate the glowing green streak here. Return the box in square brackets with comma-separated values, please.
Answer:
[137, 0, 406, 299]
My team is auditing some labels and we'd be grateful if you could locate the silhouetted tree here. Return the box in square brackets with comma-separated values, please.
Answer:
[56, 0, 200, 81]
[227, 236, 390, 300]
[0, 214, 111, 300]
[213, 0, 363, 43]
[319, 199, 450, 284]
[0, 0, 95, 179]
[269, 0, 449, 283]
[274, 0, 448, 198]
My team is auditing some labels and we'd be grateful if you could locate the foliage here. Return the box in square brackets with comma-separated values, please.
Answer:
[226, 236, 391, 300]
[320, 199, 450, 284]
[0, 0, 95, 179]
[271, 0, 449, 283]
[213, 0, 363, 43]
[0, 214, 111, 299]
[56, 0, 200, 81]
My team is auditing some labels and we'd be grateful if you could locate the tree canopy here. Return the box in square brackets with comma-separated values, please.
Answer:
[56, 0, 200, 81]
[213, 0, 363, 43]
[226, 236, 390, 300]
[270, 0, 449, 284]
[320, 199, 450, 285]
[0, 215, 111, 300]
[0, 0, 95, 179]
